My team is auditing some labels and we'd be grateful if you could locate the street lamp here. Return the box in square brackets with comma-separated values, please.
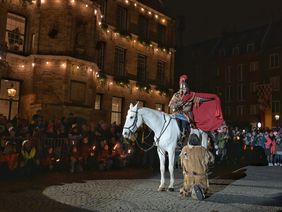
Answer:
[7, 84, 17, 120]
[274, 114, 280, 128]
[257, 122, 262, 129]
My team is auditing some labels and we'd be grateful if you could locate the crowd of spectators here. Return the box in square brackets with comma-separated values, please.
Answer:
[0, 110, 146, 178]
[1, 109, 281, 179]
[208, 126, 282, 166]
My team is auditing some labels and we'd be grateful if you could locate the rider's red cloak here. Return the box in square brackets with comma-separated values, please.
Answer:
[182, 92, 224, 131]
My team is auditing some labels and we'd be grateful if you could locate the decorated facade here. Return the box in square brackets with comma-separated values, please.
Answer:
[0, 0, 176, 125]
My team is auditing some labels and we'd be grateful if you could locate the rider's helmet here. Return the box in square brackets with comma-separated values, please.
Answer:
[179, 74, 189, 93]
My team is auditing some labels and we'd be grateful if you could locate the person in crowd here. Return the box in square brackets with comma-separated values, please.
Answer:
[217, 127, 229, 162]
[97, 140, 113, 171]
[179, 134, 214, 200]
[20, 139, 36, 176]
[41, 146, 56, 171]
[69, 144, 83, 173]
[264, 131, 276, 166]
[80, 136, 91, 170]
[3, 141, 18, 171]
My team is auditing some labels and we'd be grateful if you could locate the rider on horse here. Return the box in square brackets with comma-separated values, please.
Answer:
[169, 74, 224, 135]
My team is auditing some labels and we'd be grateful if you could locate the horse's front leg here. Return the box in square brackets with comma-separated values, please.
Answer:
[167, 150, 175, 192]
[157, 147, 166, 191]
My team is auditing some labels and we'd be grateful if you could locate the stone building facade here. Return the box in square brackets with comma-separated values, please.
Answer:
[0, 0, 176, 125]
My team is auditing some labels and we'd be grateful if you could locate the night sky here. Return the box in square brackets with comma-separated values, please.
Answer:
[164, 0, 282, 45]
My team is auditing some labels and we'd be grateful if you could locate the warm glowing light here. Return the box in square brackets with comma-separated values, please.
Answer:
[155, 14, 159, 19]
[46, 61, 49, 65]
[32, 63, 35, 67]
[101, 15, 104, 19]
[89, 68, 92, 72]
[162, 18, 166, 23]
[109, 81, 113, 85]
[134, 3, 137, 7]
[125, 0, 129, 4]
[61, 63, 66, 68]
[20, 65, 25, 68]
[162, 48, 166, 52]
[94, 9, 97, 15]
[76, 65, 80, 69]
[133, 39, 136, 43]
[155, 48, 159, 52]
[7, 85, 17, 98]
[98, 22, 102, 26]
[71, 0, 75, 4]
[85, 4, 88, 7]
[141, 7, 144, 12]
[106, 29, 110, 33]
[0, 56, 2, 60]
[148, 11, 152, 15]
[41, 0, 45, 3]
[149, 44, 153, 47]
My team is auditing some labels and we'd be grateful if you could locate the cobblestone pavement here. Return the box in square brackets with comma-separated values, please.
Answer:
[43, 166, 282, 212]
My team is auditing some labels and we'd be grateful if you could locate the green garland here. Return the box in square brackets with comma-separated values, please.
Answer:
[114, 76, 130, 88]
[96, 72, 107, 87]
[136, 82, 151, 93]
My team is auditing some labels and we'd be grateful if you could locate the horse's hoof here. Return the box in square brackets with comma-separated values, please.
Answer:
[168, 187, 174, 192]
[158, 187, 166, 192]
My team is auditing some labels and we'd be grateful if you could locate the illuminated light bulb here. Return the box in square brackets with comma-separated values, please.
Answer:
[125, 0, 129, 4]
[89, 68, 92, 72]
[98, 22, 102, 26]
[162, 18, 166, 23]
[134, 3, 137, 7]
[133, 39, 136, 43]
[61, 63, 66, 68]
[106, 29, 110, 33]
[155, 48, 159, 52]
[94, 9, 97, 15]
[162, 48, 166, 52]
[149, 44, 153, 47]
[76, 65, 80, 69]
[21, 65, 25, 68]
[85, 4, 88, 7]
[109, 81, 113, 85]
[41, 0, 45, 3]
[141, 7, 144, 12]
[0, 56, 2, 60]
[101, 15, 103, 19]
[169, 51, 172, 55]
[135, 87, 139, 90]
[155, 14, 159, 19]
[148, 11, 152, 15]
[71, 0, 75, 4]
[46, 61, 49, 65]
[32, 63, 35, 67]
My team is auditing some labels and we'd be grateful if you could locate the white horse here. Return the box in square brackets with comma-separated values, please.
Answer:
[122, 102, 208, 192]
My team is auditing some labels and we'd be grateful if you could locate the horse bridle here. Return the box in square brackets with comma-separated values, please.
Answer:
[123, 108, 140, 137]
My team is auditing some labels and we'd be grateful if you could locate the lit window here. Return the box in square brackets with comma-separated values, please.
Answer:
[5, 13, 26, 53]
[95, 94, 102, 110]
[111, 97, 123, 125]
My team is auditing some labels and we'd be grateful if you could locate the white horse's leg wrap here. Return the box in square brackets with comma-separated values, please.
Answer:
[157, 147, 166, 191]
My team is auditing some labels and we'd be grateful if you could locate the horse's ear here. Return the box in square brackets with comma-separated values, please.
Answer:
[136, 101, 141, 108]
[129, 103, 133, 109]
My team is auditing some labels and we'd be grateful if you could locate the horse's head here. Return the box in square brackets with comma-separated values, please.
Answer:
[122, 102, 143, 139]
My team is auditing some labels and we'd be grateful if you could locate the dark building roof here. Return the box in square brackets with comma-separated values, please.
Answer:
[138, 0, 167, 15]
[215, 24, 269, 53]
[264, 19, 282, 49]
